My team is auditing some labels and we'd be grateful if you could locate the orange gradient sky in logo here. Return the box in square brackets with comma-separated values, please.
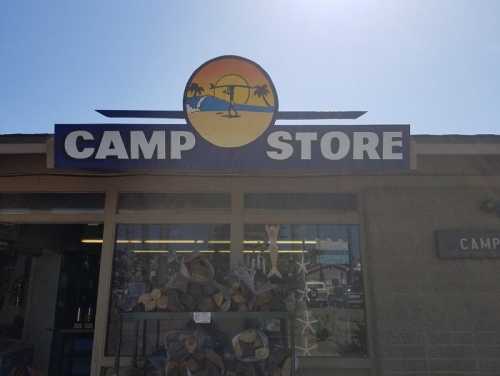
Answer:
[189, 57, 276, 107]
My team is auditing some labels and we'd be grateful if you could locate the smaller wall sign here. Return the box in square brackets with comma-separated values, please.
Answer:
[435, 230, 500, 259]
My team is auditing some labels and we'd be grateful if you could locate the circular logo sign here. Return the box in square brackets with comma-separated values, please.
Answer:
[183, 56, 278, 148]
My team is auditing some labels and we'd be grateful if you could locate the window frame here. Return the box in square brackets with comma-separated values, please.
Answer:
[0, 185, 373, 373]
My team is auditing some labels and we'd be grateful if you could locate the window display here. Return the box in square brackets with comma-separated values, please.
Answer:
[107, 222, 366, 375]
[243, 224, 367, 357]
[110, 312, 295, 376]
[107, 224, 299, 375]
[107, 224, 231, 355]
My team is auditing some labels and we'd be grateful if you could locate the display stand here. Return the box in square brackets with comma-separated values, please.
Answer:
[113, 311, 296, 376]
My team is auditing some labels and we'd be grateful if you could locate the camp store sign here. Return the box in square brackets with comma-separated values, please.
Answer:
[54, 56, 410, 172]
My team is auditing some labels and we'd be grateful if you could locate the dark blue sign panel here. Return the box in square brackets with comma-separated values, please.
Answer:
[435, 230, 500, 259]
[54, 124, 410, 172]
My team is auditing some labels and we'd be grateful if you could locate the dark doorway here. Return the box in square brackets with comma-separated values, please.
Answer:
[0, 224, 102, 376]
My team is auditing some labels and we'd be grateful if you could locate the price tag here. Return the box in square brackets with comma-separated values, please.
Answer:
[193, 312, 211, 324]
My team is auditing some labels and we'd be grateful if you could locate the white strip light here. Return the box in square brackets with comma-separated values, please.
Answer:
[243, 240, 317, 245]
[82, 239, 317, 245]
[132, 249, 231, 254]
[143, 240, 205, 244]
[243, 249, 308, 254]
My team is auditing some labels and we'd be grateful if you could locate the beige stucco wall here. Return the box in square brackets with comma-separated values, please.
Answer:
[364, 187, 500, 375]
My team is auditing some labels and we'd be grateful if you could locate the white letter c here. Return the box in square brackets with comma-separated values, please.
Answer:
[64, 130, 94, 159]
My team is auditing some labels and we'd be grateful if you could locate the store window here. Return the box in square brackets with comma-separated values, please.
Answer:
[106, 223, 231, 355]
[243, 224, 367, 357]
[105, 221, 366, 371]
[106, 223, 299, 375]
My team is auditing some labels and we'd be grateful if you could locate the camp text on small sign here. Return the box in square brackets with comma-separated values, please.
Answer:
[435, 230, 500, 259]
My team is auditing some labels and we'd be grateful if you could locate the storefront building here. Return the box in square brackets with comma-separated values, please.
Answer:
[1, 57, 500, 376]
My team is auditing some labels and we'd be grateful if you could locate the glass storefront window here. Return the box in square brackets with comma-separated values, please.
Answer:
[106, 223, 367, 360]
[106, 223, 231, 355]
[243, 224, 367, 357]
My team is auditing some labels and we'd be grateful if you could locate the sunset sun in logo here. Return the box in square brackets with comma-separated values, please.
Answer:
[183, 56, 278, 148]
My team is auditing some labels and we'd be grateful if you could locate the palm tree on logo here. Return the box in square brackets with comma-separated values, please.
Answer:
[188, 82, 204, 97]
[253, 84, 272, 107]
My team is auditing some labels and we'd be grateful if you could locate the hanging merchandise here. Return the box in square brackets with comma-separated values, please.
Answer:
[246, 252, 267, 275]
[120, 251, 305, 314]
[265, 224, 282, 279]
[9, 278, 25, 308]
[180, 254, 215, 283]
[85, 304, 94, 329]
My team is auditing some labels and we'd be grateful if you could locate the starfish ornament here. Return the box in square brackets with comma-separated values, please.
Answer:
[296, 289, 310, 303]
[297, 309, 318, 335]
[296, 255, 310, 275]
[296, 336, 318, 356]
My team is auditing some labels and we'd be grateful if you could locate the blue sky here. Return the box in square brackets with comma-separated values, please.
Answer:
[1, 0, 499, 135]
